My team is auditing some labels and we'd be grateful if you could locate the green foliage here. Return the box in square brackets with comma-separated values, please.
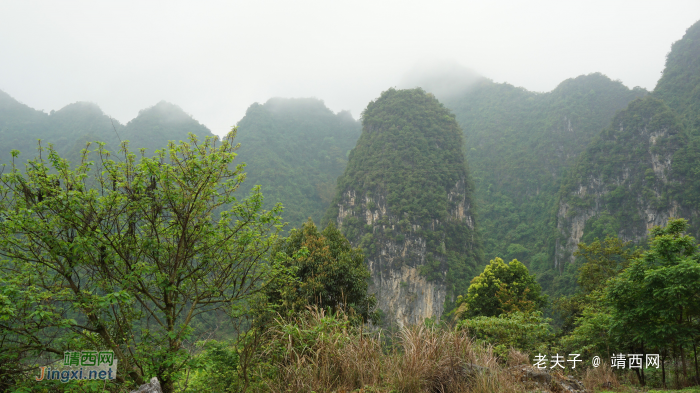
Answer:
[263, 219, 378, 324]
[235, 98, 361, 228]
[654, 20, 700, 134]
[575, 236, 641, 294]
[457, 311, 554, 358]
[443, 74, 646, 294]
[326, 88, 482, 311]
[185, 340, 240, 392]
[554, 237, 640, 336]
[0, 132, 282, 392]
[559, 291, 614, 358]
[561, 220, 700, 387]
[556, 97, 700, 278]
[606, 218, 700, 359]
[455, 257, 546, 319]
[555, 26, 700, 303]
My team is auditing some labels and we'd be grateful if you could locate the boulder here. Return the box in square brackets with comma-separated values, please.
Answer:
[130, 377, 162, 393]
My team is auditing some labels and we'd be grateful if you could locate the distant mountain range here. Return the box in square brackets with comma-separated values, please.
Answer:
[2, 19, 699, 314]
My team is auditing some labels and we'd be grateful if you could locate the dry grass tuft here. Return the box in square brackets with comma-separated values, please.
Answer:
[506, 348, 530, 368]
[391, 325, 475, 392]
[257, 308, 529, 393]
[581, 362, 620, 392]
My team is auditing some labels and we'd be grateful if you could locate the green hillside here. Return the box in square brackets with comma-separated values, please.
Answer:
[325, 88, 481, 318]
[553, 20, 700, 295]
[654, 20, 700, 132]
[440, 74, 646, 290]
[234, 98, 361, 228]
[0, 92, 213, 165]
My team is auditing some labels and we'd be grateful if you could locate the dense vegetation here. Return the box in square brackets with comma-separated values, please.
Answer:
[0, 133, 283, 392]
[235, 98, 361, 228]
[554, 20, 700, 298]
[654, 20, 700, 133]
[325, 88, 482, 311]
[1, 18, 700, 393]
[441, 74, 647, 294]
[557, 97, 697, 245]
[454, 257, 546, 319]
[262, 219, 377, 323]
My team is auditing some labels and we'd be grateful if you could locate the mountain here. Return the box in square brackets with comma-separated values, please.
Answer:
[554, 20, 700, 292]
[0, 92, 213, 165]
[324, 88, 482, 327]
[654, 20, 700, 133]
[436, 73, 647, 292]
[120, 101, 213, 154]
[234, 98, 361, 228]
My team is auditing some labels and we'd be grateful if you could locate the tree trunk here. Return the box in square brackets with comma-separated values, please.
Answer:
[681, 344, 688, 383]
[674, 344, 680, 389]
[662, 351, 667, 389]
[693, 339, 699, 385]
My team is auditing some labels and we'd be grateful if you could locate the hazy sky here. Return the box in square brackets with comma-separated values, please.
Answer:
[1, 1, 699, 136]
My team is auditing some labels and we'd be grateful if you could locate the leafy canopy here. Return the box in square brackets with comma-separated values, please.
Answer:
[455, 257, 546, 319]
[0, 131, 282, 392]
[263, 219, 377, 324]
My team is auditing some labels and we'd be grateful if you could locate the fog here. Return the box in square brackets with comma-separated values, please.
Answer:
[1, 1, 698, 136]
[398, 61, 482, 101]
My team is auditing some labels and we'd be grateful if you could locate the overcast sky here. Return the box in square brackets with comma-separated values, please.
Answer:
[1, 1, 699, 136]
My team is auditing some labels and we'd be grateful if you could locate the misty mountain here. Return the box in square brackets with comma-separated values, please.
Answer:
[554, 20, 700, 294]
[421, 73, 646, 293]
[234, 97, 361, 228]
[324, 88, 481, 326]
[0, 92, 213, 165]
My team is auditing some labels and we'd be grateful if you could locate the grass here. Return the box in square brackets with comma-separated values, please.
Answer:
[254, 308, 526, 393]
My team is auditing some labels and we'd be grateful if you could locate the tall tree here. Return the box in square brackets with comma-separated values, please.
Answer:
[263, 219, 377, 324]
[0, 131, 282, 392]
[606, 219, 700, 387]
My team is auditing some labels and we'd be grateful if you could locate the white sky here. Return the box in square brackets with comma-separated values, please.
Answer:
[1, 1, 698, 136]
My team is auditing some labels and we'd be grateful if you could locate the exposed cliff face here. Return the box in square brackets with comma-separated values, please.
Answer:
[440, 74, 647, 288]
[326, 88, 481, 327]
[555, 97, 698, 266]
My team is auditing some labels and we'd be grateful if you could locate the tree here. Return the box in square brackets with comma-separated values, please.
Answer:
[457, 311, 553, 358]
[262, 219, 377, 324]
[575, 236, 640, 294]
[554, 236, 641, 336]
[0, 131, 282, 392]
[454, 257, 546, 319]
[606, 218, 700, 387]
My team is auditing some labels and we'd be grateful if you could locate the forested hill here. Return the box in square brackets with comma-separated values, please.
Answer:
[120, 101, 214, 154]
[0, 92, 213, 164]
[439, 73, 646, 292]
[654, 19, 700, 132]
[234, 98, 361, 228]
[325, 88, 481, 326]
[555, 20, 700, 294]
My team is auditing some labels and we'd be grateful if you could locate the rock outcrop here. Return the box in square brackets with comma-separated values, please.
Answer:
[325, 88, 481, 327]
[130, 377, 163, 393]
[554, 97, 699, 266]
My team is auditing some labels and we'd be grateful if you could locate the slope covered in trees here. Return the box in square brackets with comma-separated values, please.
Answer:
[325, 88, 482, 325]
[438, 74, 646, 292]
[0, 91, 213, 164]
[234, 98, 361, 228]
[554, 20, 700, 295]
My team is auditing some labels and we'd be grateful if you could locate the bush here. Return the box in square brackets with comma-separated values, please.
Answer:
[456, 311, 554, 359]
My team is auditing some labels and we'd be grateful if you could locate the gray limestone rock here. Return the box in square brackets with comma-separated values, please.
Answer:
[130, 377, 162, 393]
